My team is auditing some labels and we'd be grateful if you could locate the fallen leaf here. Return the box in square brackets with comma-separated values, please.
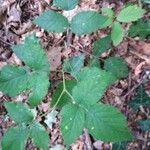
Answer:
[71, 140, 84, 150]
[47, 47, 62, 71]
[50, 144, 65, 150]
[44, 0, 51, 5]
[129, 39, 150, 56]
[44, 111, 58, 130]
[93, 140, 103, 150]
[134, 61, 146, 76]
[7, 3, 21, 24]
[13, 21, 33, 35]
[0, 5, 7, 25]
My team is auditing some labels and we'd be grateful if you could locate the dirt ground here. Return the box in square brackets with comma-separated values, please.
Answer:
[0, 0, 150, 149]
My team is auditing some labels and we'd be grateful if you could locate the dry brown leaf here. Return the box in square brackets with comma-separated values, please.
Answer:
[39, 101, 50, 112]
[47, 47, 62, 71]
[8, 53, 22, 65]
[62, 47, 72, 58]
[117, 41, 128, 56]
[7, 3, 21, 24]
[134, 61, 146, 76]
[93, 140, 103, 150]
[129, 39, 150, 56]
[71, 140, 84, 150]
[13, 21, 33, 35]
[0, 6, 7, 25]
[44, 0, 51, 5]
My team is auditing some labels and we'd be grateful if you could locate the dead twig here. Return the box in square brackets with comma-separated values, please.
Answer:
[130, 50, 150, 64]
[0, 38, 12, 46]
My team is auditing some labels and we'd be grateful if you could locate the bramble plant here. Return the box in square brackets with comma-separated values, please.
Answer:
[1, 0, 149, 149]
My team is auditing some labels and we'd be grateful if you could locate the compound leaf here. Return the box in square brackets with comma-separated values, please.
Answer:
[93, 35, 112, 56]
[63, 53, 85, 79]
[51, 80, 77, 108]
[60, 104, 85, 146]
[2, 126, 29, 150]
[129, 19, 150, 38]
[139, 119, 150, 132]
[86, 104, 132, 142]
[0, 65, 30, 97]
[30, 122, 49, 150]
[5, 102, 34, 124]
[12, 34, 50, 72]
[33, 10, 69, 33]
[117, 5, 145, 22]
[71, 11, 107, 35]
[104, 57, 129, 79]
[53, 0, 79, 10]
[111, 22, 124, 46]
[72, 67, 116, 107]
[128, 85, 150, 110]
[0, 34, 50, 107]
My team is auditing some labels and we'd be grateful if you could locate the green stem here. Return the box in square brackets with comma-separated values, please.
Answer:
[51, 90, 65, 112]
[62, 70, 66, 90]
[65, 90, 76, 104]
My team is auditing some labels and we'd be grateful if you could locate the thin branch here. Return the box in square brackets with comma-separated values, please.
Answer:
[0, 38, 12, 46]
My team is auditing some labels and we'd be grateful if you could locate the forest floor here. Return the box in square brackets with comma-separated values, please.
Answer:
[0, 0, 150, 150]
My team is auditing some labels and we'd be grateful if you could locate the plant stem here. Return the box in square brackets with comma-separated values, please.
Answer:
[51, 90, 65, 112]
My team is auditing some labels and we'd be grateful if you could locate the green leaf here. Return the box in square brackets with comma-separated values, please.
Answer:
[112, 142, 128, 150]
[89, 58, 101, 68]
[60, 104, 85, 146]
[101, 8, 114, 28]
[63, 54, 85, 79]
[86, 104, 132, 142]
[104, 57, 129, 79]
[53, 0, 79, 10]
[102, 7, 114, 18]
[111, 22, 124, 46]
[12, 34, 50, 72]
[139, 119, 150, 132]
[93, 35, 112, 56]
[117, 5, 145, 22]
[129, 19, 150, 38]
[28, 71, 50, 107]
[30, 122, 49, 150]
[71, 11, 107, 35]
[51, 80, 77, 108]
[72, 67, 116, 107]
[0, 65, 30, 97]
[2, 127, 29, 150]
[33, 10, 69, 33]
[5, 102, 34, 124]
[0, 34, 50, 107]
[128, 85, 150, 110]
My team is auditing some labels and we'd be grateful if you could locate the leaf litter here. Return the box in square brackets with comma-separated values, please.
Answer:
[0, 0, 150, 150]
